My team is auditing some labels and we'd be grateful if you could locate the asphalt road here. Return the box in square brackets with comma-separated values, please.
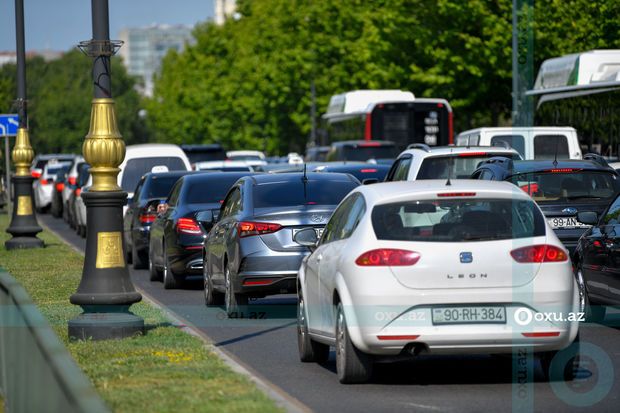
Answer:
[40, 213, 620, 413]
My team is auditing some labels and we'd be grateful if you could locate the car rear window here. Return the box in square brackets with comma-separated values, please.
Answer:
[417, 153, 521, 179]
[121, 157, 187, 192]
[509, 170, 620, 204]
[341, 145, 399, 161]
[534, 135, 569, 159]
[142, 175, 185, 199]
[253, 180, 358, 208]
[184, 176, 246, 204]
[184, 149, 227, 164]
[372, 198, 546, 242]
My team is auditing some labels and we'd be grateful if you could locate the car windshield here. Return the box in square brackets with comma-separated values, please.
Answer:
[121, 157, 187, 192]
[509, 170, 620, 203]
[341, 146, 399, 161]
[142, 175, 185, 199]
[372, 198, 546, 242]
[417, 154, 521, 179]
[253, 180, 358, 208]
[228, 155, 262, 161]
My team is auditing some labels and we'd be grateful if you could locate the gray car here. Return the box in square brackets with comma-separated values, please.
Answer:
[203, 172, 360, 316]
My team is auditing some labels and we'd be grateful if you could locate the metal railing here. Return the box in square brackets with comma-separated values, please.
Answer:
[0, 268, 108, 413]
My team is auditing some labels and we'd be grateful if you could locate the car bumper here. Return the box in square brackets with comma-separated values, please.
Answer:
[234, 253, 305, 295]
[336, 266, 580, 356]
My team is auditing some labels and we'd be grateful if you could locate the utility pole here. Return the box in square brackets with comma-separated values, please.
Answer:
[512, 0, 534, 126]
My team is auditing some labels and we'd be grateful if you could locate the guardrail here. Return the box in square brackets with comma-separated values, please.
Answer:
[0, 268, 108, 413]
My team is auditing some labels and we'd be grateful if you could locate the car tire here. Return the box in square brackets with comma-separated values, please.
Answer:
[162, 245, 180, 289]
[298, 287, 329, 363]
[78, 225, 85, 238]
[538, 333, 580, 381]
[204, 255, 224, 306]
[132, 244, 147, 269]
[148, 249, 161, 282]
[335, 302, 373, 384]
[576, 267, 606, 323]
[224, 265, 248, 317]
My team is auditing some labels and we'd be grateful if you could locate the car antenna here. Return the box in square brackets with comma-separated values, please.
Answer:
[553, 137, 560, 167]
[302, 163, 308, 201]
[445, 148, 453, 186]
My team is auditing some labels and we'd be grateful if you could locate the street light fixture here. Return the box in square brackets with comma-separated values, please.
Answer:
[68, 0, 144, 340]
[5, 0, 44, 250]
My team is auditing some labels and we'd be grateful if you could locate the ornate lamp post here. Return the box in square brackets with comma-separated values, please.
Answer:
[5, 0, 44, 250]
[68, 0, 144, 340]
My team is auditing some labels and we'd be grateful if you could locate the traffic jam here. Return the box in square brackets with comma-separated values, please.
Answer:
[31, 87, 618, 387]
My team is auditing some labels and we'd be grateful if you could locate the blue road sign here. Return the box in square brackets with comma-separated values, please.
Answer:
[0, 114, 19, 136]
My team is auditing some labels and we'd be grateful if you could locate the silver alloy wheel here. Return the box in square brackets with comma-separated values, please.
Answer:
[225, 267, 232, 312]
[576, 269, 586, 314]
[203, 257, 211, 302]
[336, 307, 346, 373]
[298, 293, 306, 341]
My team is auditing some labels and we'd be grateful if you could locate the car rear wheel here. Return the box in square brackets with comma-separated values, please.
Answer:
[132, 243, 147, 269]
[576, 267, 606, 323]
[538, 333, 580, 381]
[148, 249, 161, 281]
[298, 287, 329, 363]
[225, 266, 247, 317]
[163, 245, 181, 289]
[204, 255, 224, 306]
[335, 303, 373, 384]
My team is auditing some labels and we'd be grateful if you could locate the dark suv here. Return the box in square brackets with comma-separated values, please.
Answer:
[325, 140, 399, 163]
[471, 157, 620, 252]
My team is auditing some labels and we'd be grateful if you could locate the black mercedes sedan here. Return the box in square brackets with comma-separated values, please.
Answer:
[149, 172, 255, 289]
[203, 172, 360, 316]
[124, 171, 194, 269]
[572, 192, 620, 323]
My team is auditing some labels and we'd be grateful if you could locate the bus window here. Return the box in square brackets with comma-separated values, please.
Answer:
[491, 135, 525, 158]
[534, 135, 569, 160]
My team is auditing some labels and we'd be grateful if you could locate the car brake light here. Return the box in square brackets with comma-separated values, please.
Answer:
[364, 114, 372, 140]
[68, 176, 77, 185]
[75, 188, 82, 197]
[359, 142, 381, 147]
[40, 178, 49, 185]
[548, 168, 581, 173]
[31, 170, 41, 178]
[521, 332, 560, 337]
[437, 192, 476, 197]
[243, 279, 274, 286]
[139, 213, 157, 224]
[360, 168, 377, 173]
[176, 218, 202, 235]
[519, 183, 539, 195]
[55, 182, 64, 192]
[510, 245, 567, 263]
[458, 152, 487, 157]
[355, 249, 420, 266]
[238, 221, 282, 238]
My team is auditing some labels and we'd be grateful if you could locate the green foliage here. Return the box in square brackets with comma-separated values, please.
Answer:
[0, 50, 148, 154]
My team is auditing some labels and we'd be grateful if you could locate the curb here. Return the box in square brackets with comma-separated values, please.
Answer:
[39, 218, 310, 413]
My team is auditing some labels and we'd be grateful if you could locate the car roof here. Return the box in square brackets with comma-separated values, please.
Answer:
[248, 172, 358, 185]
[318, 164, 391, 172]
[496, 159, 613, 174]
[143, 171, 197, 180]
[398, 145, 519, 157]
[182, 171, 255, 184]
[357, 179, 533, 204]
[181, 143, 224, 151]
[331, 140, 395, 147]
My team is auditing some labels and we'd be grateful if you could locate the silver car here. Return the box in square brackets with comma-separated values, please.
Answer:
[203, 172, 360, 316]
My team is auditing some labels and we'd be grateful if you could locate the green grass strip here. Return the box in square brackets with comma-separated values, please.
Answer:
[0, 213, 281, 413]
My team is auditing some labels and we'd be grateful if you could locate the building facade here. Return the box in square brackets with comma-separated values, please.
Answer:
[215, 0, 237, 25]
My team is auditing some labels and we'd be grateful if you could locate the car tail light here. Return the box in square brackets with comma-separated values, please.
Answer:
[31, 170, 41, 178]
[359, 142, 381, 147]
[377, 335, 420, 341]
[510, 245, 567, 263]
[364, 115, 372, 140]
[448, 111, 454, 145]
[458, 152, 487, 157]
[360, 168, 377, 173]
[55, 182, 64, 192]
[548, 168, 581, 173]
[139, 213, 157, 224]
[238, 221, 282, 238]
[521, 332, 560, 338]
[75, 188, 82, 197]
[355, 249, 420, 266]
[68, 176, 77, 185]
[437, 192, 476, 197]
[519, 183, 539, 195]
[40, 178, 49, 185]
[176, 218, 203, 235]
[243, 279, 274, 286]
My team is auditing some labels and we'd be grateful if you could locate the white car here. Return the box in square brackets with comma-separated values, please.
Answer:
[385, 145, 522, 182]
[194, 160, 255, 172]
[295, 180, 579, 383]
[33, 160, 72, 211]
[226, 150, 267, 167]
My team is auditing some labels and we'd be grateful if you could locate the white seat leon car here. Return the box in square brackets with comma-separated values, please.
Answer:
[294, 180, 580, 383]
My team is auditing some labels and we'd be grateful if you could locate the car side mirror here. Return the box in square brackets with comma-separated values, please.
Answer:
[577, 211, 598, 226]
[293, 227, 318, 249]
[362, 178, 379, 185]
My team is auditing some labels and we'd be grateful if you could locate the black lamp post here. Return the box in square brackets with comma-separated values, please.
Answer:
[68, 0, 144, 340]
[5, 0, 44, 250]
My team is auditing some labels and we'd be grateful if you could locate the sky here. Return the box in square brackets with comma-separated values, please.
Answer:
[0, 0, 215, 52]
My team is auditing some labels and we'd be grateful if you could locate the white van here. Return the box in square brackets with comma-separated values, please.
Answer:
[455, 127, 582, 160]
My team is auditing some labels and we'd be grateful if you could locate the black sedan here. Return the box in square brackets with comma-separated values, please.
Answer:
[311, 163, 391, 184]
[572, 193, 620, 322]
[124, 171, 194, 269]
[203, 172, 360, 316]
[149, 172, 255, 289]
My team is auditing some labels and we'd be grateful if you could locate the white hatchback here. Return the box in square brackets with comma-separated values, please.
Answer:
[295, 180, 580, 383]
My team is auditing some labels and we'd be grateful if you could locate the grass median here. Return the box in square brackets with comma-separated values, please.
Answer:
[0, 212, 280, 413]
